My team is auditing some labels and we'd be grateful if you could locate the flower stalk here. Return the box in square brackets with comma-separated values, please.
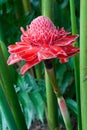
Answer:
[69, 1, 81, 130]
[42, 0, 59, 130]
[45, 68, 59, 130]
[80, 0, 87, 130]
[45, 60, 72, 130]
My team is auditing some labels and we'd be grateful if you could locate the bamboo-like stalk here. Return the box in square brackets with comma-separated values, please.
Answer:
[80, 0, 87, 130]
[45, 64, 72, 130]
[42, 0, 53, 19]
[21, 0, 31, 13]
[69, 1, 81, 130]
[42, 0, 59, 130]
[0, 83, 18, 130]
[45, 69, 59, 130]
[0, 47, 27, 130]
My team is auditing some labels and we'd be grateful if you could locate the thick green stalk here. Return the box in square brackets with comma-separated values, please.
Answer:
[45, 69, 59, 130]
[45, 64, 72, 130]
[42, 0, 53, 18]
[80, 0, 87, 130]
[69, 1, 81, 130]
[21, 0, 31, 13]
[0, 83, 18, 130]
[42, 0, 59, 130]
[0, 47, 27, 130]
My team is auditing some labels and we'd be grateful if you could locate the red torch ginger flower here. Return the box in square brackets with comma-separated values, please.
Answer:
[7, 16, 79, 75]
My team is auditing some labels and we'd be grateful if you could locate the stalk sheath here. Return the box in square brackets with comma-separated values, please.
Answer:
[45, 64, 72, 130]
[80, 0, 87, 130]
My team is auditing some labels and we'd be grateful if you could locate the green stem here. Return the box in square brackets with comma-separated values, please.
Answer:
[21, 0, 31, 13]
[35, 63, 42, 79]
[0, 83, 18, 130]
[42, 0, 59, 130]
[42, 0, 53, 18]
[45, 62, 72, 130]
[80, 0, 87, 130]
[69, 1, 81, 130]
[45, 68, 59, 130]
[0, 46, 27, 130]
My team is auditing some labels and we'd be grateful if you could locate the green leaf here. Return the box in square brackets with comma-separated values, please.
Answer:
[29, 91, 45, 122]
[17, 74, 28, 91]
[24, 73, 38, 88]
[36, 79, 46, 103]
[18, 91, 35, 129]
[17, 73, 45, 128]
[17, 73, 38, 91]
[67, 57, 74, 70]
[0, 84, 18, 130]
[56, 61, 66, 87]
[61, 71, 73, 94]
[66, 98, 78, 115]
[0, 111, 2, 130]
[1, 112, 7, 130]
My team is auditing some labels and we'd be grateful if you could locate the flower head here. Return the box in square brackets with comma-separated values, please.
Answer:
[7, 16, 79, 75]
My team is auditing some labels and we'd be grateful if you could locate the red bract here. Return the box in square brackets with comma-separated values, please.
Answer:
[7, 16, 79, 75]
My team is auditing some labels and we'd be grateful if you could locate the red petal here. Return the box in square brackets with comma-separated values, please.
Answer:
[8, 44, 32, 53]
[7, 54, 21, 65]
[21, 53, 37, 61]
[50, 46, 67, 56]
[54, 35, 78, 46]
[20, 58, 41, 75]
[59, 58, 68, 63]
[57, 28, 70, 39]
[38, 50, 55, 60]
[38, 45, 67, 60]
[62, 45, 79, 57]
[18, 48, 39, 61]
[16, 41, 29, 45]
[20, 27, 28, 36]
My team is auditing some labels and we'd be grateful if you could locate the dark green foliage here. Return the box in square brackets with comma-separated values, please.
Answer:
[16, 73, 46, 129]
[66, 98, 77, 116]
[0, 0, 8, 5]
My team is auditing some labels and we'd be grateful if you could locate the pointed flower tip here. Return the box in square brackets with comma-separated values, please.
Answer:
[7, 58, 13, 65]
[7, 16, 79, 74]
